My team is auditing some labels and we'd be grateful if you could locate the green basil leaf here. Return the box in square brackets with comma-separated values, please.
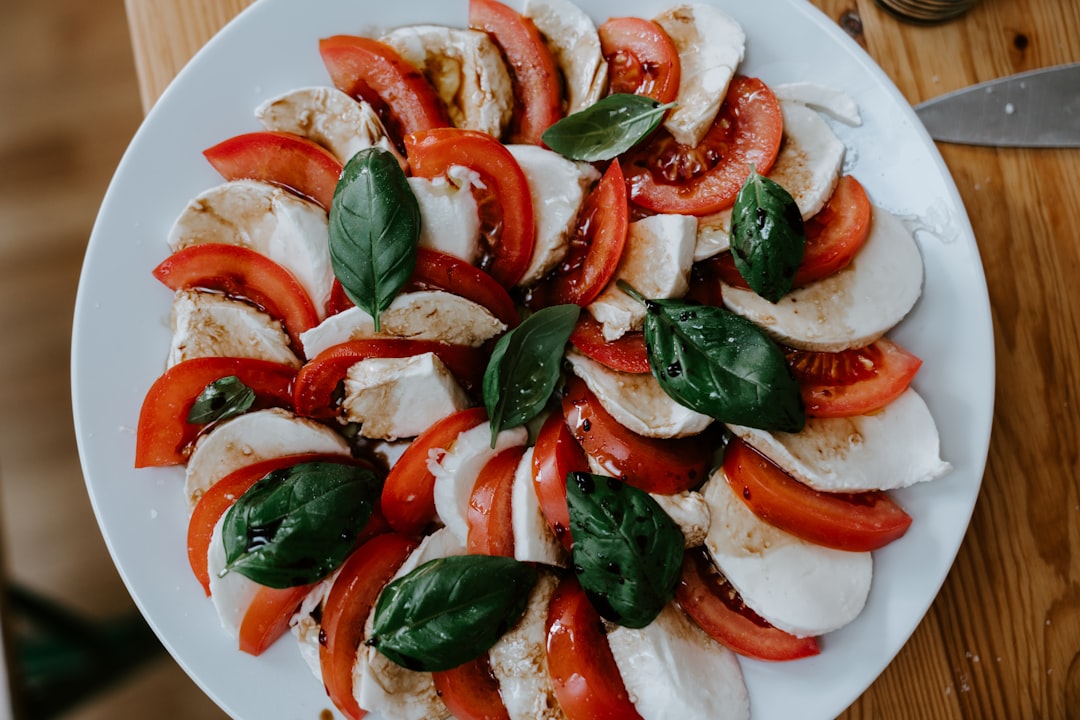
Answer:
[483, 304, 580, 447]
[222, 461, 380, 588]
[541, 94, 676, 162]
[620, 282, 805, 433]
[729, 166, 806, 302]
[329, 147, 421, 332]
[187, 375, 254, 424]
[369, 555, 538, 672]
[567, 472, 683, 629]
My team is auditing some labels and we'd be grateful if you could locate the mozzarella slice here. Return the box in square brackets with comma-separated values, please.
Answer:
[607, 603, 749, 720]
[382, 25, 513, 138]
[408, 166, 483, 265]
[342, 352, 471, 441]
[300, 290, 507, 358]
[167, 179, 333, 316]
[702, 470, 872, 637]
[588, 214, 697, 341]
[567, 350, 713, 439]
[721, 206, 924, 352]
[184, 408, 350, 506]
[507, 144, 600, 286]
[654, 4, 746, 147]
[206, 515, 261, 639]
[651, 491, 711, 548]
[168, 289, 300, 369]
[693, 208, 732, 262]
[525, 0, 608, 114]
[292, 573, 337, 681]
[430, 421, 530, 543]
[255, 86, 405, 167]
[511, 447, 566, 566]
[728, 387, 951, 492]
[768, 100, 845, 220]
[773, 82, 862, 126]
[487, 571, 565, 720]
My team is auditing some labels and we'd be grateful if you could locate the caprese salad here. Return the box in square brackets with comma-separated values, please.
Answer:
[133, 0, 950, 718]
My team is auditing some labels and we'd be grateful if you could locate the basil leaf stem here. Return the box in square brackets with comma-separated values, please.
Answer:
[729, 166, 806, 302]
[329, 147, 421, 332]
[483, 304, 581, 447]
[187, 375, 254, 424]
[541, 94, 676, 162]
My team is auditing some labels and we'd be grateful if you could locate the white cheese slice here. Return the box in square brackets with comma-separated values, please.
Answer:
[511, 447, 566, 566]
[651, 490, 711, 548]
[693, 208, 732, 262]
[607, 603, 749, 720]
[167, 179, 333, 316]
[654, 4, 746, 147]
[206, 515, 261, 640]
[587, 213, 697, 341]
[727, 387, 951, 492]
[168, 289, 300, 369]
[408, 166, 483, 265]
[721, 206, 924, 352]
[524, 0, 608, 114]
[768, 100, 846, 220]
[701, 470, 872, 637]
[292, 573, 337, 681]
[300, 290, 507, 358]
[773, 82, 862, 126]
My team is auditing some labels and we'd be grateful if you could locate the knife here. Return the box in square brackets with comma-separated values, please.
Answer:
[914, 62, 1080, 147]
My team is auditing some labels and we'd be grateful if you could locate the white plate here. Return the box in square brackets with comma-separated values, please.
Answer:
[72, 0, 995, 718]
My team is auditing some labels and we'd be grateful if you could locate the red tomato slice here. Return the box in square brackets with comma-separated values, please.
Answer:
[431, 654, 510, 720]
[532, 412, 589, 551]
[203, 131, 343, 210]
[708, 175, 874, 291]
[546, 576, 643, 720]
[405, 128, 535, 288]
[135, 357, 296, 468]
[676, 548, 819, 662]
[239, 584, 314, 656]
[723, 437, 913, 552]
[467, 446, 525, 556]
[598, 17, 681, 104]
[319, 35, 449, 144]
[469, 0, 562, 144]
[152, 243, 320, 354]
[526, 160, 629, 308]
[624, 76, 783, 216]
[292, 339, 484, 418]
[382, 407, 489, 534]
[786, 338, 923, 418]
[320, 533, 419, 720]
[561, 377, 710, 494]
[569, 315, 649, 374]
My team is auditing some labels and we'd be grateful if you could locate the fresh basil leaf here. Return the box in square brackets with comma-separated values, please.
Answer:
[567, 472, 683, 629]
[729, 166, 806, 302]
[329, 147, 420, 332]
[541, 94, 676, 162]
[620, 281, 805, 433]
[483, 304, 580, 447]
[368, 555, 537, 672]
[222, 461, 380, 588]
[187, 375, 254, 424]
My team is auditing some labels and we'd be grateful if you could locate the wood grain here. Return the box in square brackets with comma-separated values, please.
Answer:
[123, 0, 1080, 718]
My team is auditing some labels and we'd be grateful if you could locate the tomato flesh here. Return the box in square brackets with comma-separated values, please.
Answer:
[432, 654, 510, 720]
[624, 76, 783, 216]
[238, 584, 314, 656]
[569, 316, 649, 374]
[723, 437, 912, 552]
[467, 446, 523, 556]
[598, 17, 681, 104]
[676, 548, 819, 662]
[531, 412, 589, 550]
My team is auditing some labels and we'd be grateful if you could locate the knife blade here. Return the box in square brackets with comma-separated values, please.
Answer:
[914, 62, 1080, 147]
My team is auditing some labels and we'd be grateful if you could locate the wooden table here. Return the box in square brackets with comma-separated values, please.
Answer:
[124, 0, 1080, 717]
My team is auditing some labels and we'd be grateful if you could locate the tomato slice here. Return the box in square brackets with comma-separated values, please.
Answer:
[238, 584, 314, 656]
[676, 548, 819, 662]
[723, 437, 912, 552]
[152, 243, 320, 354]
[381, 407, 489, 534]
[405, 128, 535, 288]
[569, 315, 649, 375]
[532, 412, 589, 551]
[203, 131, 343, 210]
[624, 76, 783, 216]
[319, 35, 449, 144]
[598, 17, 681, 104]
[135, 357, 296, 468]
[561, 377, 710, 494]
[786, 338, 922, 418]
[546, 576, 643, 720]
[467, 446, 525, 556]
[708, 175, 873, 290]
[526, 160, 629, 308]
[431, 654, 510, 720]
[469, 0, 562, 144]
[320, 532, 419, 720]
[292, 339, 484, 418]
